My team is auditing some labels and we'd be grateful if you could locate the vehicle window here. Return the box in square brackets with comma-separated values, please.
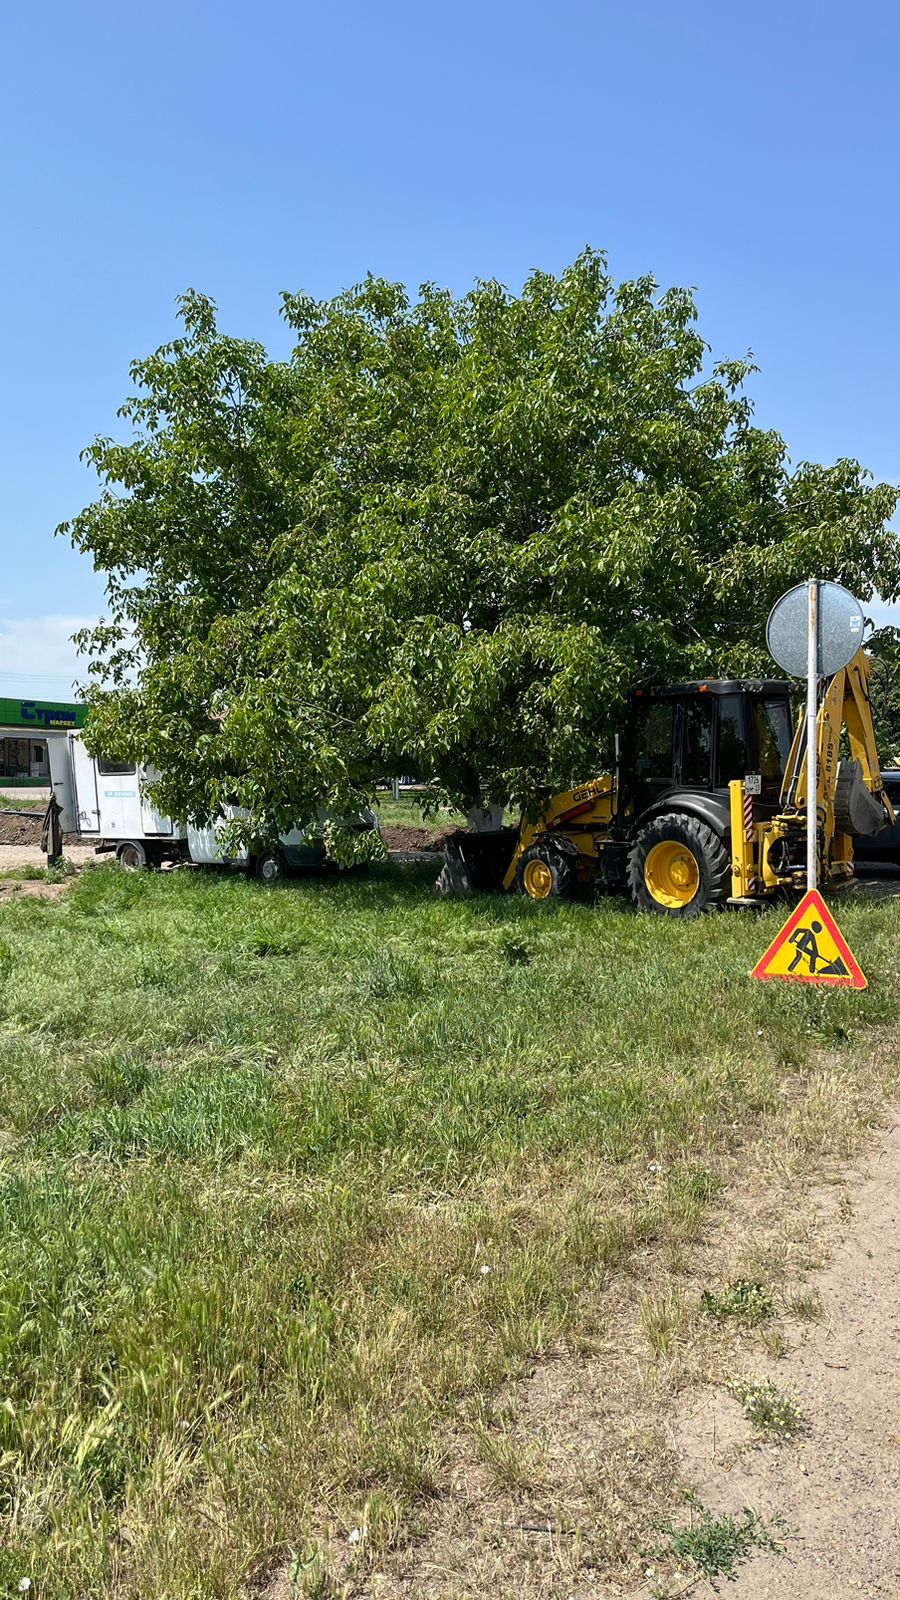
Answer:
[97, 756, 136, 776]
[716, 695, 747, 784]
[681, 697, 713, 786]
[753, 698, 794, 779]
[631, 701, 675, 784]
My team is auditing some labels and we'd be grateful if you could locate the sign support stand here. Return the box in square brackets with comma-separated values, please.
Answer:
[757, 575, 868, 992]
[806, 578, 819, 891]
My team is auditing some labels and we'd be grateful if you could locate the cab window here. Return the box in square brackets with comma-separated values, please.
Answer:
[716, 695, 748, 784]
[681, 697, 713, 786]
[753, 698, 794, 780]
[631, 701, 675, 784]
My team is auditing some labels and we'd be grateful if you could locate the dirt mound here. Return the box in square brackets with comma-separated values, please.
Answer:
[382, 825, 452, 854]
[0, 812, 43, 847]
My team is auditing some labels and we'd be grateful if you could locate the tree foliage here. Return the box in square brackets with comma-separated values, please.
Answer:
[869, 631, 900, 766]
[62, 252, 900, 832]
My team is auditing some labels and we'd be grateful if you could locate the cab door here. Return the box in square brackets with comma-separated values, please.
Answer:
[677, 695, 714, 790]
[625, 697, 678, 815]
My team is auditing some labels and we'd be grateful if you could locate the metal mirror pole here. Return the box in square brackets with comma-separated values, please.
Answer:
[806, 579, 819, 891]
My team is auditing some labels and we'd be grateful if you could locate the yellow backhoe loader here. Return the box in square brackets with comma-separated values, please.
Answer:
[439, 647, 893, 917]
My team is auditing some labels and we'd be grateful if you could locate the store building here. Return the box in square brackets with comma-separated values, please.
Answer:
[0, 698, 86, 786]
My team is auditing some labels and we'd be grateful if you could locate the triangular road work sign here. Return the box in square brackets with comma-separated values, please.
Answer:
[751, 888, 867, 989]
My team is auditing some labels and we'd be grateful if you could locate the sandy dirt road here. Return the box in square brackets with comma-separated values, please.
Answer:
[0, 843, 97, 870]
[0, 838, 99, 900]
[677, 1116, 900, 1598]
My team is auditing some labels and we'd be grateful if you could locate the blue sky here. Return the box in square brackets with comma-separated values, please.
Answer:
[1, 0, 897, 697]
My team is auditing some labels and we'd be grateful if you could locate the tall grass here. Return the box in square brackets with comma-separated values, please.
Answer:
[0, 862, 896, 1595]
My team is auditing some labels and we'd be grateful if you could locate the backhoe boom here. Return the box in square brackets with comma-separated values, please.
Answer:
[730, 647, 893, 899]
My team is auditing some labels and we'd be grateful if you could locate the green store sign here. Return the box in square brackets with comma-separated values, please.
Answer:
[0, 698, 86, 731]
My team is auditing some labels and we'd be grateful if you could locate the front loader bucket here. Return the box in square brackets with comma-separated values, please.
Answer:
[435, 827, 517, 897]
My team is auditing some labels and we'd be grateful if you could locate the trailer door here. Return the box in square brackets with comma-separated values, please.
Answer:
[70, 736, 101, 834]
[48, 734, 77, 832]
[95, 756, 144, 841]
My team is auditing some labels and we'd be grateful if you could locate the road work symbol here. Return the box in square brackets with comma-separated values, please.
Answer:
[751, 889, 866, 989]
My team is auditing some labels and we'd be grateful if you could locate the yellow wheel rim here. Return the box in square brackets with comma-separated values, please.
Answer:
[644, 840, 700, 909]
[523, 858, 554, 899]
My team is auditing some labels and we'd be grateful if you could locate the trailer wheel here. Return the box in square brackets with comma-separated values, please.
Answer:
[116, 840, 148, 872]
[628, 815, 729, 918]
[255, 850, 287, 886]
[516, 837, 579, 901]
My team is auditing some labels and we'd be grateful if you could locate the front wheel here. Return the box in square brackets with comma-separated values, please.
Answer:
[628, 815, 729, 918]
[116, 840, 147, 872]
[516, 837, 579, 901]
[255, 850, 287, 886]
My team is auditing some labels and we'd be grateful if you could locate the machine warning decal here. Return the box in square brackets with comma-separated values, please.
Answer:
[751, 889, 866, 989]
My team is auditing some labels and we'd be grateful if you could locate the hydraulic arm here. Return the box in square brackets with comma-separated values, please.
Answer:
[729, 648, 893, 900]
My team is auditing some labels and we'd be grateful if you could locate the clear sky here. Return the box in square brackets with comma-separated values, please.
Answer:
[1, 0, 897, 698]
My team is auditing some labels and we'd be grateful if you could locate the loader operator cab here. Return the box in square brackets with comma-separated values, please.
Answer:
[599, 677, 796, 917]
[621, 679, 796, 823]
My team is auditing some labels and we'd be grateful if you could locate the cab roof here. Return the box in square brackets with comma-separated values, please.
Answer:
[634, 679, 795, 699]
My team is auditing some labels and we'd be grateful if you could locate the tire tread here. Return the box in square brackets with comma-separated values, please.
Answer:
[627, 813, 729, 917]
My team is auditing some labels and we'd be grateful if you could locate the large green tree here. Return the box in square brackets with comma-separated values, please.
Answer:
[62, 252, 900, 834]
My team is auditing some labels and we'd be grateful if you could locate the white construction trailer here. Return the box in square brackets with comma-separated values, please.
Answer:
[49, 733, 378, 883]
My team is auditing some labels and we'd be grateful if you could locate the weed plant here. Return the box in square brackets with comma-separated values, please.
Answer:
[699, 1279, 775, 1326]
[730, 1376, 807, 1439]
[657, 1495, 786, 1580]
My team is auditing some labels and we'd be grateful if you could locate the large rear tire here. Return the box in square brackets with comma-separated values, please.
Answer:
[516, 837, 579, 901]
[628, 814, 729, 918]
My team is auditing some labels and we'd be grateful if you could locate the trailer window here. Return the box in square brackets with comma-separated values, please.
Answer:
[97, 757, 136, 776]
[716, 695, 748, 784]
[753, 699, 794, 779]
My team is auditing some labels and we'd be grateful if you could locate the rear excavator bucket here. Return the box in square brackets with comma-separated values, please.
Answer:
[834, 758, 891, 838]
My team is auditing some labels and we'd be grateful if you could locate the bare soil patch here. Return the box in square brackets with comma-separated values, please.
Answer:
[0, 806, 86, 849]
[0, 836, 97, 900]
[0, 878, 72, 903]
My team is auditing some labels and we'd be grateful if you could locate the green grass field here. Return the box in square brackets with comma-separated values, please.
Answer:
[1, 862, 897, 1596]
[371, 788, 465, 829]
[0, 791, 47, 811]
